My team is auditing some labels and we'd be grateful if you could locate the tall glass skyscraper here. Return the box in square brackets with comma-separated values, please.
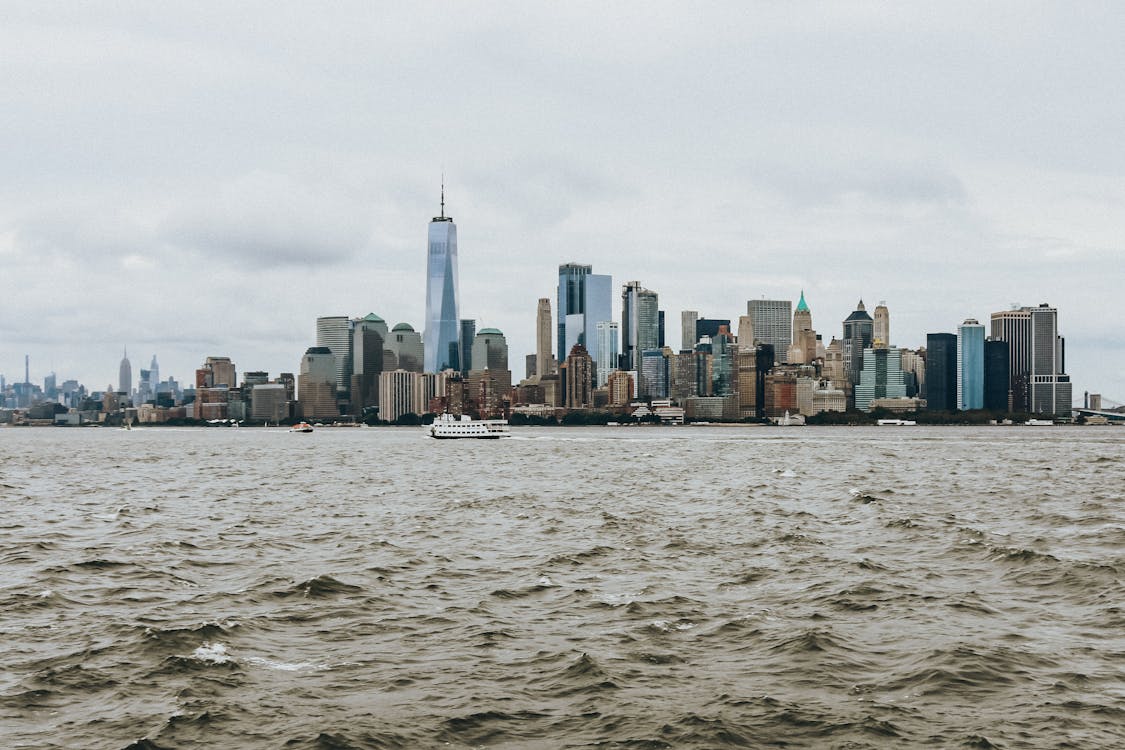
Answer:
[424, 190, 460, 374]
[557, 263, 612, 366]
[621, 281, 659, 372]
[957, 319, 985, 410]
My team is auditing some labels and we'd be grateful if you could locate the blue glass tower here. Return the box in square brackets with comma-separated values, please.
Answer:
[957, 319, 985, 410]
[424, 187, 460, 373]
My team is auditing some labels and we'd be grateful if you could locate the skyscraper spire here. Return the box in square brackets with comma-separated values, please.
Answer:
[440, 174, 445, 219]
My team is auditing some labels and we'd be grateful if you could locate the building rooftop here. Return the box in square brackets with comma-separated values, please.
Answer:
[796, 290, 810, 313]
[361, 312, 384, 323]
[478, 327, 504, 336]
[392, 323, 415, 332]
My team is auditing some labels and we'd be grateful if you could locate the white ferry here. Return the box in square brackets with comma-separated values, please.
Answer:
[877, 419, 917, 426]
[428, 413, 510, 439]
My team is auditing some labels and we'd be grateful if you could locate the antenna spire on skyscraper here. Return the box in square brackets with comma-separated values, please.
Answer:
[440, 173, 445, 219]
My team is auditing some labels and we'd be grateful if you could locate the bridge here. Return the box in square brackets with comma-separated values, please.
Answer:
[1073, 394, 1125, 422]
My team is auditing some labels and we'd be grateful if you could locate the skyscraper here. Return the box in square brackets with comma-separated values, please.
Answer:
[424, 187, 460, 373]
[351, 313, 388, 414]
[842, 301, 874, 395]
[747, 299, 793, 362]
[595, 321, 619, 387]
[557, 263, 612, 365]
[119, 348, 132, 395]
[459, 319, 476, 374]
[621, 281, 659, 372]
[854, 346, 907, 412]
[298, 347, 337, 419]
[536, 298, 552, 377]
[471, 328, 509, 372]
[790, 291, 816, 365]
[149, 355, 159, 395]
[925, 333, 957, 411]
[984, 339, 1011, 412]
[681, 310, 699, 351]
[874, 302, 890, 346]
[316, 316, 352, 394]
[957, 319, 985, 410]
[386, 324, 424, 373]
[990, 303, 1070, 415]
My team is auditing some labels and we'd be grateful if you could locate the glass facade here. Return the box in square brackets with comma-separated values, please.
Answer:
[424, 216, 460, 373]
[957, 320, 985, 410]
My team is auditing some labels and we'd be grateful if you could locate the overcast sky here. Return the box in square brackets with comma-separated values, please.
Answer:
[3, 3, 1124, 401]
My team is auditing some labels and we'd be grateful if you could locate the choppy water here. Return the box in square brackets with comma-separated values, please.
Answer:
[1, 425, 1122, 749]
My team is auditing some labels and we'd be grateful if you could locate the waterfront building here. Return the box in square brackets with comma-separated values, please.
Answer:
[351, 313, 388, 415]
[984, 339, 1011, 412]
[386, 323, 424, 373]
[957, 319, 985, 410]
[298, 347, 337, 420]
[119, 348, 132, 397]
[736, 346, 757, 418]
[564, 344, 594, 408]
[710, 326, 736, 396]
[595, 321, 619, 387]
[536, 298, 553, 377]
[1027, 304, 1071, 415]
[855, 346, 908, 412]
[379, 369, 418, 421]
[640, 348, 670, 399]
[424, 189, 460, 373]
[747, 299, 792, 361]
[681, 310, 699, 351]
[926, 333, 957, 411]
[621, 281, 659, 372]
[606, 370, 635, 406]
[467, 368, 511, 419]
[557, 263, 612, 367]
[414, 372, 447, 415]
[250, 383, 288, 423]
[899, 348, 926, 397]
[842, 301, 874, 397]
[874, 302, 890, 346]
[471, 328, 509, 372]
[316, 316, 352, 394]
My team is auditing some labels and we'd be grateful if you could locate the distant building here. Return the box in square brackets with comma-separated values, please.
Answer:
[251, 383, 289, 423]
[298, 347, 337, 420]
[621, 281, 659, 372]
[957, 319, 985, 410]
[874, 302, 890, 346]
[842, 301, 874, 396]
[119, 348, 132, 397]
[606, 370, 635, 406]
[984, 339, 1011, 412]
[316, 316, 352, 395]
[747, 299, 793, 360]
[472, 328, 509, 372]
[695, 318, 730, 342]
[424, 188, 461, 373]
[925, 333, 957, 411]
[386, 323, 424, 373]
[557, 263, 612, 367]
[594, 321, 619, 387]
[681, 310, 699, 351]
[855, 346, 907, 412]
[789, 291, 816, 365]
[351, 313, 388, 415]
[536, 298, 553, 377]
[564, 344, 594, 408]
[640, 348, 670, 399]
[379, 369, 419, 421]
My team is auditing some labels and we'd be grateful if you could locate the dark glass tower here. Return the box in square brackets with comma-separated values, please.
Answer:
[984, 339, 1011, 412]
[925, 333, 957, 411]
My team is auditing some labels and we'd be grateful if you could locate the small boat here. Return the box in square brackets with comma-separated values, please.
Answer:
[290, 422, 314, 433]
[877, 419, 917, 426]
[429, 413, 510, 439]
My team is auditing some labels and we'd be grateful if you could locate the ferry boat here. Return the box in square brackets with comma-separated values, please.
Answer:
[290, 422, 314, 433]
[877, 419, 917, 426]
[429, 413, 510, 439]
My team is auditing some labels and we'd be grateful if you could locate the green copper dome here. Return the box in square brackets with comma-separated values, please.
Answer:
[796, 290, 810, 313]
[478, 327, 504, 336]
[392, 322, 415, 332]
[362, 312, 384, 323]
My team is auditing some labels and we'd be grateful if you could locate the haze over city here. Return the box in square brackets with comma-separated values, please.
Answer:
[2, 3, 1123, 400]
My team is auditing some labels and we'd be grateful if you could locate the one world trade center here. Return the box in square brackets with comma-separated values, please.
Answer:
[424, 187, 460, 373]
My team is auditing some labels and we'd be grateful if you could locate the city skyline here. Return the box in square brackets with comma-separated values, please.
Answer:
[1, 6, 1123, 398]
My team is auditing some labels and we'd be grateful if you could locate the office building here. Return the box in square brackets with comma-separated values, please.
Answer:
[536, 298, 552, 377]
[1028, 304, 1070, 415]
[747, 299, 792, 360]
[315, 316, 352, 394]
[640, 348, 670, 399]
[984, 339, 1011, 412]
[681, 310, 699, 351]
[696, 318, 731, 342]
[789, 291, 816, 365]
[957, 319, 985, 410]
[621, 281, 659, 372]
[471, 328, 509, 372]
[386, 323, 424, 373]
[424, 188, 461, 373]
[298, 347, 337, 420]
[379, 370, 419, 422]
[874, 302, 890, 346]
[119, 348, 132, 396]
[854, 346, 907, 412]
[251, 383, 289, 424]
[842, 300, 874, 392]
[459, 319, 476, 374]
[557, 263, 612, 366]
[925, 333, 957, 411]
[564, 344, 594, 408]
[595, 321, 619, 387]
[351, 313, 388, 415]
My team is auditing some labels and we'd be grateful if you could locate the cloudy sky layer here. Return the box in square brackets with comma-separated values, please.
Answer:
[3, 3, 1124, 400]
